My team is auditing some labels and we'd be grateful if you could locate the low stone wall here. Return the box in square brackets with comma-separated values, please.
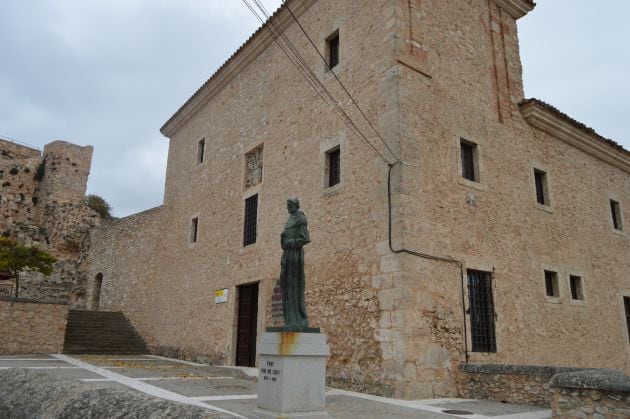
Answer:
[0, 298, 69, 354]
[550, 369, 630, 418]
[458, 364, 584, 407]
[0, 369, 223, 418]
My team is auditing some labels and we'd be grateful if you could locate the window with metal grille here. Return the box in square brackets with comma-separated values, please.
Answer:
[327, 148, 341, 187]
[610, 199, 623, 231]
[243, 194, 258, 246]
[328, 32, 339, 69]
[544, 270, 559, 297]
[534, 169, 549, 205]
[460, 140, 477, 182]
[569, 275, 584, 300]
[197, 138, 205, 164]
[190, 217, 198, 243]
[624, 297, 630, 344]
[467, 270, 496, 352]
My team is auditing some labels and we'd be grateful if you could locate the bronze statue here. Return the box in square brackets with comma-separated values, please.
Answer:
[280, 198, 310, 329]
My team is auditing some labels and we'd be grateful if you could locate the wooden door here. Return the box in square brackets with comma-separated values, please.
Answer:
[236, 283, 259, 367]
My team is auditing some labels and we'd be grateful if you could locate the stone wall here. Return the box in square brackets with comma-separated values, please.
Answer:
[0, 138, 100, 304]
[0, 370, 222, 418]
[458, 363, 586, 407]
[0, 298, 69, 354]
[549, 369, 630, 418]
[0, 140, 41, 231]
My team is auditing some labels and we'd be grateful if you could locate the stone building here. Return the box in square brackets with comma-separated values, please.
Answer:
[0, 138, 100, 303]
[83, 0, 630, 398]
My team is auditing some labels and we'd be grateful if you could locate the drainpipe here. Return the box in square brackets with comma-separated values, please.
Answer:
[387, 162, 469, 363]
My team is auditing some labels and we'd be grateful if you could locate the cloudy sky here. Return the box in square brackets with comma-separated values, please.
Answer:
[1, 1, 627, 217]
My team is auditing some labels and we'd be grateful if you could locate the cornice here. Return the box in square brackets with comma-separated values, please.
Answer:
[493, 0, 535, 20]
[161, 0, 318, 138]
[520, 101, 630, 174]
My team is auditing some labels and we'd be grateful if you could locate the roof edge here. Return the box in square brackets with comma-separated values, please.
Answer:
[160, 0, 318, 138]
[520, 99, 630, 174]
[493, 0, 536, 19]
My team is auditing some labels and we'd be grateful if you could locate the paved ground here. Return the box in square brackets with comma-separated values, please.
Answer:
[0, 354, 551, 418]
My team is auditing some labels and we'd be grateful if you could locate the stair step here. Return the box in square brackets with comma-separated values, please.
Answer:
[63, 310, 148, 355]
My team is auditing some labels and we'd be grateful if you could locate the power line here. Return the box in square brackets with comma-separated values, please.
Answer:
[241, 0, 393, 165]
[283, 2, 400, 163]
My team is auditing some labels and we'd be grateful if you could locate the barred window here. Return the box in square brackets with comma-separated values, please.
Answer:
[467, 270, 496, 352]
[243, 194, 258, 247]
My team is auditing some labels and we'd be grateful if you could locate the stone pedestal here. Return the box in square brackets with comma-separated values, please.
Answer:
[256, 332, 330, 417]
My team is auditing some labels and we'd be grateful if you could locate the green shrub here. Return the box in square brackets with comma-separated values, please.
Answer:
[34, 161, 45, 181]
[86, 194, 113, 220]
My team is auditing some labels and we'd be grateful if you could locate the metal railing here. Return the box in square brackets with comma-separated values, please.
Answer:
[0, 284, 14, 297]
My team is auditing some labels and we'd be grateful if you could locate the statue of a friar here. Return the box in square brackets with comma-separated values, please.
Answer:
[280, 198, 311, 329]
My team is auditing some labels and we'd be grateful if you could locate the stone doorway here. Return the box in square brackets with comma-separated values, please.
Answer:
[235, 282, 259, 367]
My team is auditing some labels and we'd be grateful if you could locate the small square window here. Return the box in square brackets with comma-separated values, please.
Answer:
[544, 270, 559, 297]
[610, 199, 623, 231]
[326, 147, 341, 187]
[569, 275, 584, 301]
[243, 194, 258, 247]
[197, 138, 205, 164]
[460, 140, 478, 182]
[327, 31, 339, 69]
[534, 169, 549, 206]
[190, 217, 199, 243]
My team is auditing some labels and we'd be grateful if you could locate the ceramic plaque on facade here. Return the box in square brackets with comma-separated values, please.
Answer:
[245, 146, 263, 188]
[215, 288, 228, 304]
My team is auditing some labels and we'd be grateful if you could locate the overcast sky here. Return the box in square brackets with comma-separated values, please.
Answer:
[1, 1, 627, 217]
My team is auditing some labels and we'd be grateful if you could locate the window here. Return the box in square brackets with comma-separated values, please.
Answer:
[326, 147, 341, 187]
[624, 297, 630, 344]
[197, 138, 205, 164]
[327, 32, 339, 69]
[544, 270, 559, 297]
[534, 169, 549, 206]
[610, 199, 623, 231]
[467, 270, 496, 352]
[569, 275, 584, 301]
[460, 140, 478, 182]
[243, 194, 258, 246]
[190, 217, 199, 243]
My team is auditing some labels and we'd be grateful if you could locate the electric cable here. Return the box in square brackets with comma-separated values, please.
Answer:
[242, 0, 393, 165]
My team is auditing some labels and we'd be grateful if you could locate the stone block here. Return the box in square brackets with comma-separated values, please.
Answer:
[257, 332, 330, 416]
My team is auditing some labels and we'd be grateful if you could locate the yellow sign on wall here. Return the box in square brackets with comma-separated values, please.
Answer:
[215, 288, 228, 304]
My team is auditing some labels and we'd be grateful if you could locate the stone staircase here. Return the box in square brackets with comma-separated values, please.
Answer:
[62, 310, 149, 355]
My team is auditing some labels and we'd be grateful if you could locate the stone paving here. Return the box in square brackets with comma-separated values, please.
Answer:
[0, 354, 552, 418]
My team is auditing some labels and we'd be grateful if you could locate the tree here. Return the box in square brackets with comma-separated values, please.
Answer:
[86, 194, 113, 220]
[0, 237, 56, 298]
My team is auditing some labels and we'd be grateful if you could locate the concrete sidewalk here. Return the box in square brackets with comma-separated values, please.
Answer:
[0, 354, 551, 418]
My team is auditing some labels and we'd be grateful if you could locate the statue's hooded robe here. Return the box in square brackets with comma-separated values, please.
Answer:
[280, 200, 310, 328]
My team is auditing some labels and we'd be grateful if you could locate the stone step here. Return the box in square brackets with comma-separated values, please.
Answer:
[63, 310, 148, 355]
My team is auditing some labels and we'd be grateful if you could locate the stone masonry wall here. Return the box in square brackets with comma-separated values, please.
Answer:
[0, 138, 100, 304]
[549, 370, 630, 418]
[0, 298, 69, 354]
[0, 140, 41, 233]
[457, 364, 587, 407]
